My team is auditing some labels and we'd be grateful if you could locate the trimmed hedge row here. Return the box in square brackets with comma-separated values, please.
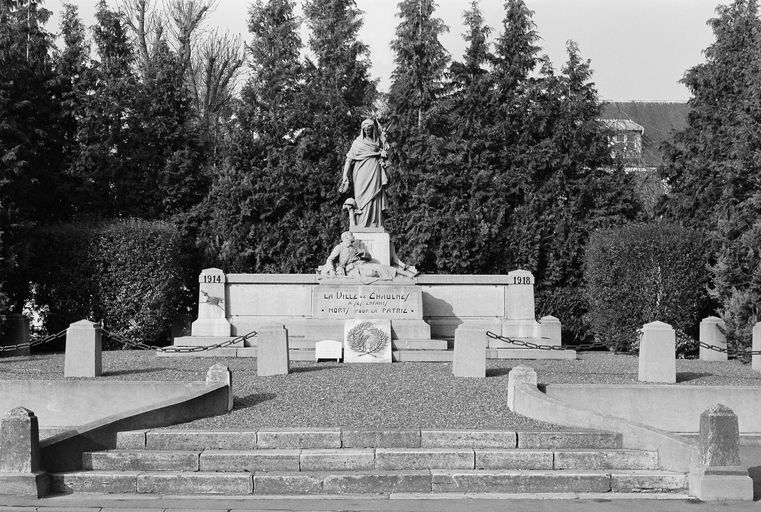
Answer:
[584, 222, 709, 352]
[25, 219, 191, 347]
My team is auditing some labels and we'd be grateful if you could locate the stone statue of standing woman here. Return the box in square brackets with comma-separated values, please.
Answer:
[339, 118, 388, 229]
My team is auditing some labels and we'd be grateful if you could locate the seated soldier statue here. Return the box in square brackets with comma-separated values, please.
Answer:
[319, 231, 418, 280]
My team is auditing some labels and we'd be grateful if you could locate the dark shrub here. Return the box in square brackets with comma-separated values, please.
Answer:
[584, 222, 709, 352]
[26, 219, 190, 347]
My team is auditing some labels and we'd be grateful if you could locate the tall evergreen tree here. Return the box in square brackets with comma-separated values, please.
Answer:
[195, 0, 307, 271]
[0, 0, 64, 311]
[661, 0, 761, 349]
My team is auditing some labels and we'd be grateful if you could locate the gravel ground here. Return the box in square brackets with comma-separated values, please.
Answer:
[1, 351, 759, 430]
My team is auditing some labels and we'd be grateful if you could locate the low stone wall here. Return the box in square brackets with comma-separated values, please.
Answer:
[0, 380, 222, 428]
[192, 269, 545, 342]
[543, 384, 761, 432]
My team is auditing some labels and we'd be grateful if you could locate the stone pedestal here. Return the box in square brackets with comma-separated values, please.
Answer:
[638, 321, 675, 383]
[191, 268, 231, 337]
[256, 324, 289, 376]
[699, 316, 727, 362]
[507, 366, 538, 411]
[0, 314, 30, 357]
[539, 316, 562, 347]
[452, 326, 487, 378]
[353, 231, 391, 266]
[344, 318, 391, 363]
[689, 404, 753, 501]
[206, 364, 233, 411]
[64, 320, 102, 378]
[753, 322, 761, 373]
[0, 407, 49, 497]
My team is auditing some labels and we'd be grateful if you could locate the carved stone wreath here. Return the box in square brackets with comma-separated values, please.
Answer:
[347, 321, 389, 357]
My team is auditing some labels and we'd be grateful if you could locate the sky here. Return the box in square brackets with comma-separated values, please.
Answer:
[47, 0, 729, 101]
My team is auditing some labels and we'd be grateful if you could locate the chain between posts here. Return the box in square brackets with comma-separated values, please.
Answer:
[100, 328, 258, 353]
[0, 329, 68, 353]
[698, 341, 761, 357]
[485, 331, 636, 354]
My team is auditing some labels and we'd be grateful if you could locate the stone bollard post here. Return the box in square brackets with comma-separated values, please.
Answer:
[206, 364, 233, 411]
[191, 268, 232, 337]
[257, 324, 289, 376]
[753, 322, 761, 373]
[452, 326, 487, 378]
[0, 314, 31, 358]
[0, 407, 49, 497]
[539, 316, 562, 347]
[507, 365, 537, 411]
[638, 321, 676, 383]
[64, 320, 102, 378]
[699, 316, 727, 362]
[688, 404, 753, 501]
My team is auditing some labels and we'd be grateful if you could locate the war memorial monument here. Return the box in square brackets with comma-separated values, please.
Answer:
[177, 118, 564, 363]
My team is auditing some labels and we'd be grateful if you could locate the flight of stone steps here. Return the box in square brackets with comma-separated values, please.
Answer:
[50, 428, 688, 496]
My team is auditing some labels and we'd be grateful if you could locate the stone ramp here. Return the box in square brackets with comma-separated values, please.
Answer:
[49, 428, 688, 496]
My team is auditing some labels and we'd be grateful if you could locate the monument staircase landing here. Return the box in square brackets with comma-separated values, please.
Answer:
[50, 428, 688, 496]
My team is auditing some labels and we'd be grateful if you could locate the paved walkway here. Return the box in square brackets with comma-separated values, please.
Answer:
[0, 494, 759, 512]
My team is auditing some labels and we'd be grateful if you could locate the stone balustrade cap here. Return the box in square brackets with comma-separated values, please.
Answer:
[702, 316, 723, 322]
[642, 320, 673, 330]
[3, 407, 35, 420]
[68, 319, 100, 329]
[702, 403, 735, 416]
[539, 315, 560, 322]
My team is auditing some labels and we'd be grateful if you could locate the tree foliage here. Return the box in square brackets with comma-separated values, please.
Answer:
[661, 0, 761, 349]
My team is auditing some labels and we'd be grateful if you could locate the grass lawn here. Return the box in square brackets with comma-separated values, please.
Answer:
[1, 351, 759, 430]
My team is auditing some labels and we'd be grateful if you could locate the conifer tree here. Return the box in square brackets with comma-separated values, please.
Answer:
[662, 0, 761, 349]
[195, 0, 307, 272]
[0, 0, 64, 310]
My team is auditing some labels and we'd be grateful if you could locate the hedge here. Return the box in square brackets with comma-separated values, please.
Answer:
[25, 219, 191, 347]
[584, 222, 709, 352]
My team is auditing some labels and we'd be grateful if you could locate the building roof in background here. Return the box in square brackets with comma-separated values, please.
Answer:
[601, 102, 690, 167]
[600, 119, 645, 133]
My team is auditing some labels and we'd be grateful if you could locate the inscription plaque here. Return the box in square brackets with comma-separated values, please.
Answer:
[314, 284, 423, 319]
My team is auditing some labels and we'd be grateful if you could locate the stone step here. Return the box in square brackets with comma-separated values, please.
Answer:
[118, 428, 622, 450]
[89, 448, 657, 472]
[486, 348, 576, 360]
[51, 469, 687, 495]
[392, 350, 453, 362]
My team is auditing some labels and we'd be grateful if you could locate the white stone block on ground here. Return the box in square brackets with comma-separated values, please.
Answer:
[64, 320, 102, 378]
[699, 316, 727, 361]
[638, 321, 675, 384]
[315, 339, 342, 362]
[452, 326, 487, 378]
[507, 366, 537, 411]
[344, 319, 391, 363]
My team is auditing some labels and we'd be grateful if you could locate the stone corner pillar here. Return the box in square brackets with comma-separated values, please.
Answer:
[206, 364, 233, 412]
[638, 321, 676, 384]
[0, 407, 49, 497]
[688, 404, 753, 501]
[539, 315, 562, 347]
[699, 316, 727, 362]
[64, 320, 102, 378]
[452, 325, 487, 378]
[503, 270, 540, 338]
[191, 268, 231, 337]
[507, 365, 538, 411]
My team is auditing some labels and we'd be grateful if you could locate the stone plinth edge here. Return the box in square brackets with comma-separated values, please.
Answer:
[506, 368, 698, 476]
